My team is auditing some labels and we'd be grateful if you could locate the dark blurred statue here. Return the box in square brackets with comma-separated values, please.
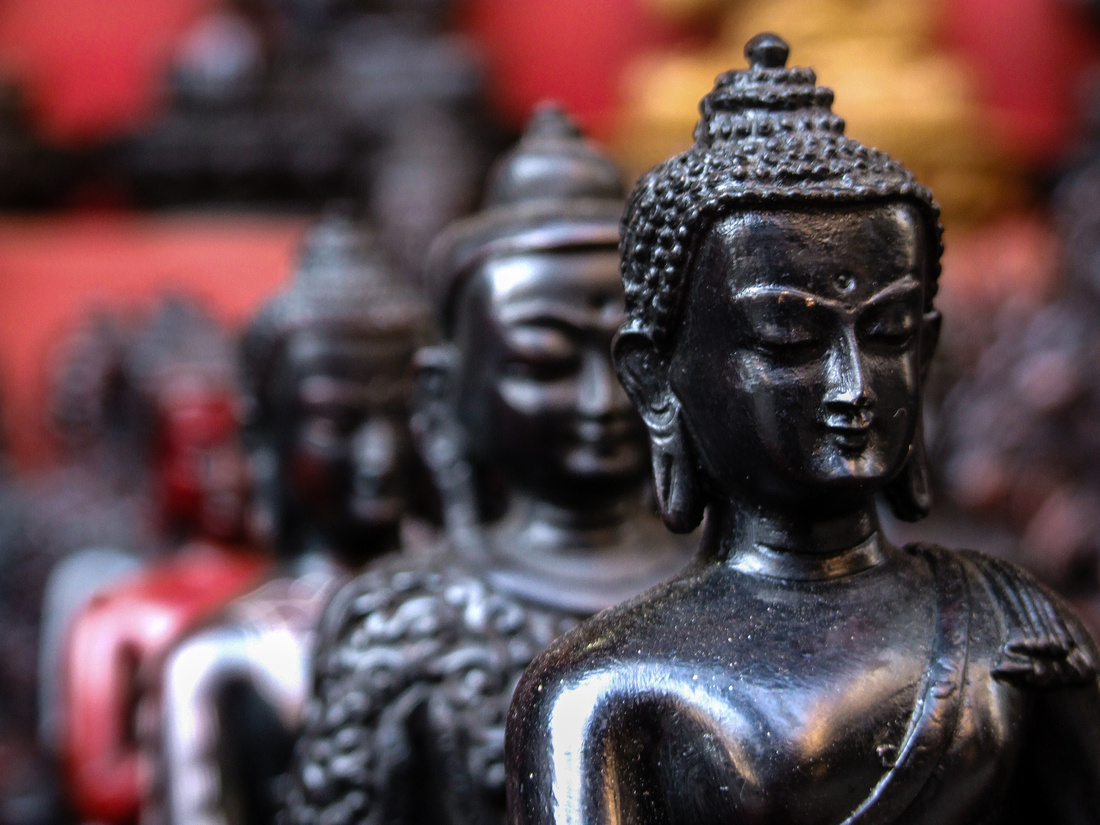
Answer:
[279, 105, 693, 825]
[0, 384, 69, 825]
[49, 299, 267, 825]
[2, 310, 147, 757]
[115, 0, 493, 276]
[148, 213, 432, 825]
[0, 72, 75, 209]
[938, 120, 1100, 634]
[506, 35, 1100, 825]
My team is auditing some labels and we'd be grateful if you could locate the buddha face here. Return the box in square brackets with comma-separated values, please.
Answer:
[668, 203, 938, 510]
[154, 379, 249, 541]
[453, 248, 647, 508]
[278, 330, 411, 545]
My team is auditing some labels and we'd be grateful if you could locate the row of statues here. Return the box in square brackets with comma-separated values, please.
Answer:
[0, 0, 497, 281]
[10, 32, 1100, 825]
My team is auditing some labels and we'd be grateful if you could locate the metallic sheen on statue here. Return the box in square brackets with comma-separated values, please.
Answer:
[279, 105, 693, 825]
[505, 33, 1100, 825]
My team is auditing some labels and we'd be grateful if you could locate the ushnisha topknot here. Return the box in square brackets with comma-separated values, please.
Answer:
[241, 208, 433, 427]
[127, 297, 236, 398]
[425, 103, 625, 334]
[620, 32, 945, 350]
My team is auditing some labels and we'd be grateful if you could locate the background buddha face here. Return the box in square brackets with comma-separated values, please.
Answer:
[453, 248, 647, 508]
[154, 378, 250, 541]
[669, 203, 937, 509]
[278, 329, 411, 545]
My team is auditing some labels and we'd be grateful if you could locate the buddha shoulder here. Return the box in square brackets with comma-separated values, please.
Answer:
[509, 544, 1100, 733]
[942, 545, 1100, 689]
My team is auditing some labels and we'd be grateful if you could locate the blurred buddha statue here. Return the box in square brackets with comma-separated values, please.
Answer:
[148, 212, 432, 825]
[507, 37, 1100, 825]
[616, 0, 1020, 227]
[0, 310, 140, 755]
[54, 299, 268, 825]
[279, 105, 693, 825]
[938, 119, 1100, 635]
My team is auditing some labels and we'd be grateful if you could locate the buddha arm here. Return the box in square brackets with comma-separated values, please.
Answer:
[157, 628, 253, 825]
[507, 661, 691, 825]
[158, 619, 313, 825]
[61, 599, 146, 823]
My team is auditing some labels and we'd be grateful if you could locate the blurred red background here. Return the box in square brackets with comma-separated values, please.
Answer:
[0, 0, 1096, 470]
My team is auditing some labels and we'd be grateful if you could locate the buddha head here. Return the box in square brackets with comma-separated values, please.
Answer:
[49, 310, 135, 459]
[418, 105, 647, 538]
[241, 212, 432, 561]
[128, 298, 249, 543]
[614, 34, 944, 532]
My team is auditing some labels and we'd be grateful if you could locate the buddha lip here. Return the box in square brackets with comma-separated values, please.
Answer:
[825, 422, 871, 433]
[823, 412, 873, 432]
[576, 419, 635, 444]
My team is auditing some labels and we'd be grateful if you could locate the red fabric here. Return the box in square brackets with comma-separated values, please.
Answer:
[0, 214, 308, 470]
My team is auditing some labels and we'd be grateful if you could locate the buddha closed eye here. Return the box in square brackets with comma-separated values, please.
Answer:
[737, 282, 922, 362]
[503, 322, 584, 382]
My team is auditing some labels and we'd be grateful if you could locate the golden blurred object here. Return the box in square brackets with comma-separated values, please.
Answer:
[641, 0, 724, 23]
[618, 0, 1021, 227]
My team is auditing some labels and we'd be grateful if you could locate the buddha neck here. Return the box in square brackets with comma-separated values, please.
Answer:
[489, 491, 633, 560]
[286, 519, 402, 574]
[709, 497, 889, 581]
[482, 487, 687, 613]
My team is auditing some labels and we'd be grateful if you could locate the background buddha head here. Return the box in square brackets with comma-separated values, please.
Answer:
[242, 211, 432, 560]
[614, 34, 944, 532]
[419, 105, 647, 530]
[128, 297, 249, 543]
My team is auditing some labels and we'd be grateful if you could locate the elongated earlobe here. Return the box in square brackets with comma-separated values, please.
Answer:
[650, 410, 706, 533]
[409, 344, 484, 560]
[885, 310, 939, 522]
[883, 418, 932, 522]
[613, 331, 705, 532]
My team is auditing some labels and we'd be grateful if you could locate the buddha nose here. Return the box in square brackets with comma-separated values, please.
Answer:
[577, 349, 630, 419]
[351, 418, 399, 487]
[824, 328, 876, 413]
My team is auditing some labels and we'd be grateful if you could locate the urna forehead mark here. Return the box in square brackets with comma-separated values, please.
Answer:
[706, 205, 925, 302]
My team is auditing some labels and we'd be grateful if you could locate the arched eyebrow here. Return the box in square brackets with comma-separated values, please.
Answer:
[732, 279, 921, 308]
[862, 279, 922, 309]
[497, 300, 623, 333]
[730, 285, 823, 306]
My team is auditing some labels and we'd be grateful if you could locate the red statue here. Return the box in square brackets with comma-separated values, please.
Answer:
[58, 299, 268, 824]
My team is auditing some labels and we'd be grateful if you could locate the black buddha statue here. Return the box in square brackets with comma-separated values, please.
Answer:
[148, 213, 433, 825]
[506, 35, 1100, 825]
[279, 106, 693, 825]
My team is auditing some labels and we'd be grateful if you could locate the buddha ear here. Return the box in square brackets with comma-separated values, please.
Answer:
[883, 310, 939, 523]
[883, 418, 932, 522]
[410, 344, 461, 453]
[613, 331, 705, 533]
[920, 309, 942, 380]
[407, 343, 470, 503]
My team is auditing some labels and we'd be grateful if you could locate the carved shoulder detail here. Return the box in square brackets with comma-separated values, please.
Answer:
[956, 549, 1098, 689]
